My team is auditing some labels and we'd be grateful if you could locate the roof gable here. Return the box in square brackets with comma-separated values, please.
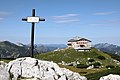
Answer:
[79, 38, 91, 42]
[68, 37, 92, 42]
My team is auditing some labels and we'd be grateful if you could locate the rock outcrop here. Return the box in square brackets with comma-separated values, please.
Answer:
[0, 61, 9, 80]
[5, 57, 87, 80]
[100, 74, 120, 80]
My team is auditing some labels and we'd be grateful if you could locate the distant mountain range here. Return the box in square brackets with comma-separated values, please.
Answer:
[94, 43, 120, 56]
[36, 44, 67, 52]
[0, 41, 67, 58]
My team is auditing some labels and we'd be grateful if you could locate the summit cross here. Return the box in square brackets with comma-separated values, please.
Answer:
[22, 9, 45, 58]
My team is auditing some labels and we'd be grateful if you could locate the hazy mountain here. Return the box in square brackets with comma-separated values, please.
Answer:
[43, 44, 67, 49]
[94, 43, 120, 56]
[32, 44, 66, 53]
[36, 45, 51, 53]
[37, 44, 67, 51]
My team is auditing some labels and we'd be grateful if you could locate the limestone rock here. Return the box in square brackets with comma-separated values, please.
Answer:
[6, 57, 87, 80]
[61, 68, 87, 80]
[100, 74, 120, 80]
[0, 61, 9, 80]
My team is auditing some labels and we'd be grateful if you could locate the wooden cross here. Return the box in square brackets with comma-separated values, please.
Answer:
[22, 9, 45, 58]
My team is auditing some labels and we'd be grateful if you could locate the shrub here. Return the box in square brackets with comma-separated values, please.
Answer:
[94, 62, 101, 68]
[89, 62, 101, 68]
[88, 59, 95, 62]
[106, 65, 115, 69]
[76, 64, 88, 68]
[97, 56, 106, 60]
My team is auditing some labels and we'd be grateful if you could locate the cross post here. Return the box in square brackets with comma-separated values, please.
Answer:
[22, 9, 45, 58]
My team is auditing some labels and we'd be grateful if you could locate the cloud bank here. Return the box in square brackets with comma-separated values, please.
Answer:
[93, 11, 116, 15]
[52, 14, 80, 23]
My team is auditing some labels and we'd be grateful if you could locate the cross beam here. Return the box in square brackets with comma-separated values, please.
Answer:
[22, 9, 45, 58]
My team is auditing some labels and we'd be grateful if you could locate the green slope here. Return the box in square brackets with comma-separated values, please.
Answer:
[35, 48, 120, 80]
[35, 48, 118, 67]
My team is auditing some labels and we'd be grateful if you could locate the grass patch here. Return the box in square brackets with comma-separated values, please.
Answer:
[59, 65, 106, 75]
[86, 67, 120, 80]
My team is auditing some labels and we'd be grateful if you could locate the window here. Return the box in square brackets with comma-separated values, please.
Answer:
[68, 44, 72, 46]
[80, 45, 85, 47]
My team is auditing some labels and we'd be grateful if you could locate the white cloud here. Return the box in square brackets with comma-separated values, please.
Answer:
[89, 23, 103, 26]
[93, 11, 116, 15]
[0, 11, 10, 21]
[52, 14, 80, 23]
[55, 19, 80, 23]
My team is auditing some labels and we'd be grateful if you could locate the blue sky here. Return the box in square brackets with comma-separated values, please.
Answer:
[0, 0, 120, 45]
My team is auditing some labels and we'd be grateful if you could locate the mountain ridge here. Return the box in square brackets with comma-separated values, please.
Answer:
[94, 43, 120, 56]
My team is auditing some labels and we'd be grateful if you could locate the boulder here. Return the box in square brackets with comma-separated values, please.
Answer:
[100, 74, 120, 80]
[6, 57, 87, 80]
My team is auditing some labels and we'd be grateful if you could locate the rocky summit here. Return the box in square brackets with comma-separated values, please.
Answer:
[1, 57, 87, 80]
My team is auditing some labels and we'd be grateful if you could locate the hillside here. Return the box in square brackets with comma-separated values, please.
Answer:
[35, 48, 119, 66]
[35, 48, 120, 79]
